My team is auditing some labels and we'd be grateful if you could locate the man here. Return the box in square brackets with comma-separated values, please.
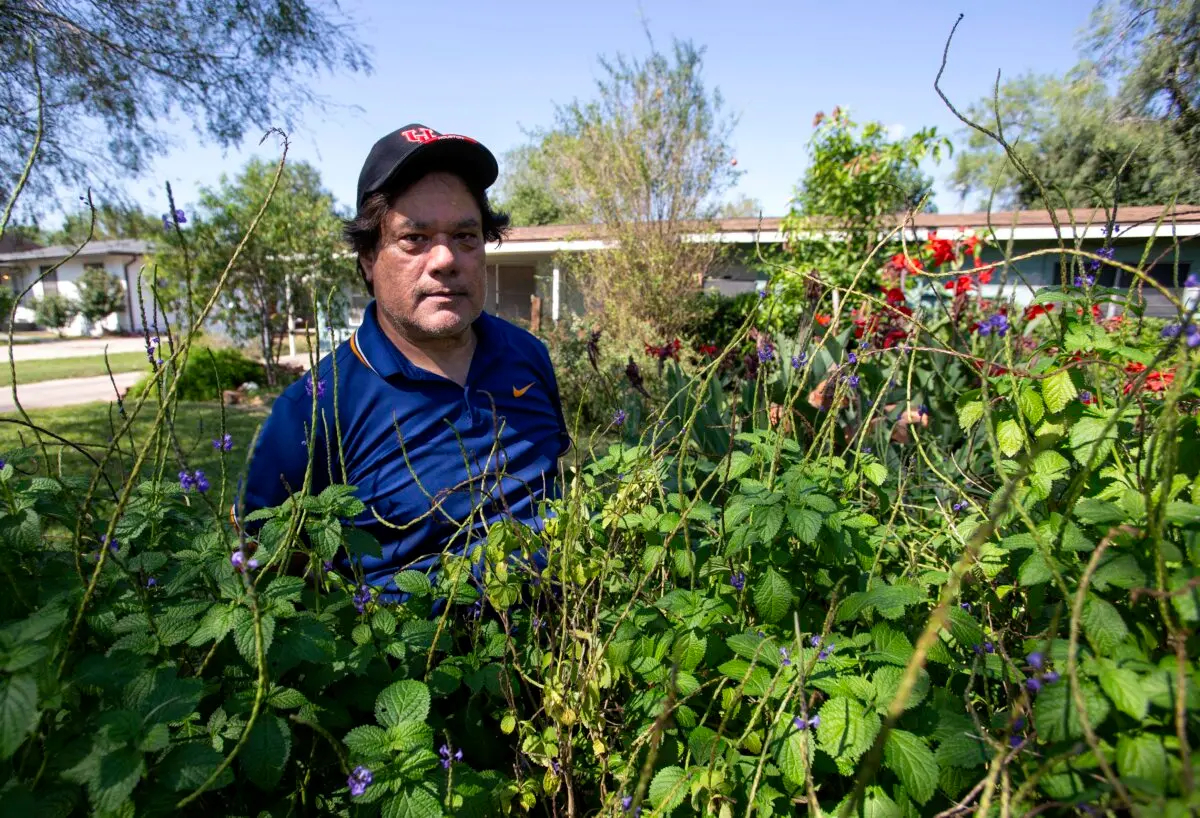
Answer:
[239, 124, 571, 591]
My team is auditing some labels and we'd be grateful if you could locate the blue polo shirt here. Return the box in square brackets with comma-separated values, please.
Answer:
[240, 301, 570, 590]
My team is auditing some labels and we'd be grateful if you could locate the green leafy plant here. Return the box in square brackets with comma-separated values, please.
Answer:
[33, 292, 79, 336]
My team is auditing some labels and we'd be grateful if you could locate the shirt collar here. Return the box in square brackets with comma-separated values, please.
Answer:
[352, 300, 505, 382]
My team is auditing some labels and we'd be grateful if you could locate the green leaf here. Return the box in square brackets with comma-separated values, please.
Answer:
[884, 730, 938, 805]
[305, 518, 342, 560]
[1098, 665, 1148, 720]
[232, 608, 275, 665]
[996, 418, 1025, 458]
[240, 713, 291, 789]
[375, 680, 431, 728]
[1091, 552, 1146, 591]
[787, 507, 822, 545]
[1082, 595, 1129, 654]
[91, 746, 144, 814]
[867, 624, 914, 666]
[1116, 734, 1169, 796]
[776, 723, 811, 786]
[957, 400, 984, 432]
[187, 604, 237, 648]
[382, 786, 444, 818]
[1033, 680, 1111, 743]
[1073, 498, 1125, 526]
[648, 765, 687, 814]
[158, 742, 231, 792]
[1018, 551, 1053, 586]
[863, 462, 888, 486]
[816, 696, 881, 769]
[753, 568, 795, 624]
[395, 570, 433, 597]
[345, 528, 383, 559]
[1069, 413, 1117, 467]
[0, 673, 37, 759]
[1031, 450, 1069, 478]
[717, 660, 772, 697]
[1042, 369, 1078, 414]
[1016, 385, 1044, 425]
[833, 785, 901, 818]
[839, 584, 925, 621]
[344, 725, 391, 759]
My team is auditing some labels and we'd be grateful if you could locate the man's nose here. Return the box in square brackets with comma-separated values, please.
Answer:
[426, 236, 457, 274]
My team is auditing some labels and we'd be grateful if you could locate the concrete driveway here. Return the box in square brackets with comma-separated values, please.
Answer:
[0, 337, 148, 361]
[0, 372, 143, 412]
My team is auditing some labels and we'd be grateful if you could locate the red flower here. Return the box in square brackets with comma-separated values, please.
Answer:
[697, 343, 719, 357]
[1125, 361, 1147, 375]
[978, 269, 993, 285]
[645, 339, 682, 361]
[1024, 303, 1054, 320]
[884, 286, 907, 306]
[890, 253, 923, 274]
[1075, 304, 1102, 321]
[1145, 370, 1175, 393]
[882, 328, 908, 348]
[816, 314, 832, 327]
[925, 231, 957, 267]
[945, 275, 975, 296]
[962, 235, 981, 257]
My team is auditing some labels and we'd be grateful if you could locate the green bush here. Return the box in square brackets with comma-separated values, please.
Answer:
[127, 346, 266, 401]
[33, 292, 79, 335]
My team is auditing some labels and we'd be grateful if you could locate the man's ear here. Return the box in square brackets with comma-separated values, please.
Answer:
[359, 252, 376, 287]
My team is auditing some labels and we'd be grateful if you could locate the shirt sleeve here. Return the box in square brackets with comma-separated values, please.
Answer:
[537, 341, 572, 457]
[235, 392, 324, 530]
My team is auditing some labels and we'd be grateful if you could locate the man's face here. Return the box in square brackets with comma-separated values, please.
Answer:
[362, 171, 487, 342]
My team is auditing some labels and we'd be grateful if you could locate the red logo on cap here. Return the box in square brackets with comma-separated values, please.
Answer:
[402, 127, 439, 144]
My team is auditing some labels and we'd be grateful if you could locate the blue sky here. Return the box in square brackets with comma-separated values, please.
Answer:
[118, 0, 1096, 221]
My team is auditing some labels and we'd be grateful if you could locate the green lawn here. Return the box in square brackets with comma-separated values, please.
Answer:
[0, 400, 271, 497]
[0, 351, 152, 386]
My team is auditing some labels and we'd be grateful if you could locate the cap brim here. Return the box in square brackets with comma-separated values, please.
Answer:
[364, 138, 498, 206]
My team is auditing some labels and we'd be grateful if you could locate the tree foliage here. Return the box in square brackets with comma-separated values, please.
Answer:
[76, 267, 127, 327]
[38, 204, 162, 246]
[534, 38, 741, 337]
[493, 142, 581, 227]
[779, 108, 949, 290]
[154, 158, 353, 385]
[33, 293, 78, 335]
[2, 0, 370, 210]
[953, 1, 1200, 208]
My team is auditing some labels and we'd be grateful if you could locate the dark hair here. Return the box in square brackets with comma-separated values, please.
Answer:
[342, 165, 510, 296]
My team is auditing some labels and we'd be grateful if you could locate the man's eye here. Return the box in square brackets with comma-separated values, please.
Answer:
[456, 233, 480, 242]
[400, 234, 425, 243]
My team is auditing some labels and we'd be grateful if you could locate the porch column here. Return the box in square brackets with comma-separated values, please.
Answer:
[551, 266, 560, 324]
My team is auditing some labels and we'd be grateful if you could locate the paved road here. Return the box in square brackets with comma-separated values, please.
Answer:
[0, 337, 148, 361]
[0, 372, 143, 412]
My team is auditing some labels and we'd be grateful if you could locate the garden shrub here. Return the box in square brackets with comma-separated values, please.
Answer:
[127, 346, 266, 402]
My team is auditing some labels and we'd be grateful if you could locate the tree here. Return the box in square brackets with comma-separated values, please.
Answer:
[779, 108, 949, 289]
[43, 204, 162, 246]
[155, 158, 354, 386]
[535, 37, 741, 337]
[34, 293, 78, 336]
[493, 142, 581, 226]
[718, 195, 764, 219]
[2, 0, 370, 211]
[76, 267, 126, 331]
[950, 72, 1193, 209]
[952, 1, 1200, 209]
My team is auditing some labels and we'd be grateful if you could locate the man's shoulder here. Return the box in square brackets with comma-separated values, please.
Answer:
[273, 342, 363, 409]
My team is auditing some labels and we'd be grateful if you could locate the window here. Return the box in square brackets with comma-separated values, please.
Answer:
[40, 264, 59, 296]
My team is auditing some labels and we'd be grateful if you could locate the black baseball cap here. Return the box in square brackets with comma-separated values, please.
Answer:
[355, 124, 499, 211]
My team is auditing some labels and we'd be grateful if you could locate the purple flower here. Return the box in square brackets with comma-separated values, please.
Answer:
[146, 577, 157, 588]
[847, 375, 860, 389]
[1042, 670, 1061, 684]
[848, 352, 858, 365]
[952, 501, 967, 513]
[730, 571, 745, 591]
[1162, 323, 1182, 339]
[179, 470, 194, 491]
[438, 744, 463, 770]
[1185, 272, 1199, 288]
[792, 351, 808, 370]
[1102, 223, 1119, 237]
[779, 647, 792, 666]
[102, 535, 119, 553]
[793, 716, 807, 730]
[978, 313, 1010, 337]
[352, 585, 371, 614]
[960, 602, 971, 613]
[818, 643, 835, 661]
[621, 794, 634, 811]
[304, 376, 327, 399]
[1010, 734, 1025, 749]
[1080, 390, 1093, 404]
[213, 433, 233, 451]
[231, 551, 245, 571]
[758, 288, 768, 300]
[1025, 677, 1042, 694]
[1186, 324, 1200, 349]
[973, 644, 984, 655]
[348, 765, 373, 797]
[863, 446, 872, 453]
[193, 470, 209, 493]
[808, 714, 820, 729]
[1085, 245, 1115, 273]
[1073, 273, 1095, 287]
[612, 409, 627, 427]
[984, 641, 995, 654]
[757, 343, 775, 363]
[859, 341, 868, 349]
[810, 635, 821, 647]
[174, 209, 186, 224]
[1027, 651, 1044, 670]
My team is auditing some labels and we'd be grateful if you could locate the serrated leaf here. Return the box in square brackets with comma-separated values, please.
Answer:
[1033, 680, 1111, 742]
[1082, 595, 1128, 654]
[816, 696, 880, 768]
[1042, 369, 1077, 414]
[753, 568, 794, 624]
[868, 624, 914, 666]
[232, 608, 275, 665]
[158, 742, 231, 792]
[1018, 551, 1053, 587]
[884, 730, 938, 805]
[776, 723, 811, 785]
[395, 570, 433, 597]
[382, 786, 444, 818]
[239, 713, 291, 789]
[1031, 450, 1069, 478]
[718, 659, 773, 697]
[834, 785, 901, 818]
[345, 528, 382, 559]
[648, 765, 687, 814]
[1091, 553, 1146, 591]
[1116, 734, 1169, 796]
[1073, 497, 1125, 525]
[787, 507, 822, 544]
[1017, 386, 1045, 425]
[0, 673, 37, 759]
[839, 584, 925, 622]
[863, 462, 888, 486]
[1069, 413, 1117, 467]
[957, 400, 984, 432]
[996, 418, 1025, 458]
[91, 746, 144, 814]
[1098, 665, 1148, 720]
[375, 680, 431, 728]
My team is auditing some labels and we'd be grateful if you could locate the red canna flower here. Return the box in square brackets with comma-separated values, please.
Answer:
[889, 253, 923, 274]
[962, 235, 981, 257]
[1125, 361, 1147, 375]
[945, 275, 975, 296]
[697, 343, 719, 357]
[978, 269, 993, 285]
[925, 231, 957, 267]
[1024, 303, 1054, 320]
[1145, 369, 1175, 392]
[816, 314, 832, 327]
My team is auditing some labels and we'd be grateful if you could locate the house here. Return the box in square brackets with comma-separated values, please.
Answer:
[0, 239, 169, 335]
[471, 204, 1200, 327]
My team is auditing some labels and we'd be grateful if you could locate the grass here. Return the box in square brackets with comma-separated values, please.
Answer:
[0, 351, 152, 386]
[0, 400, 271, 501]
